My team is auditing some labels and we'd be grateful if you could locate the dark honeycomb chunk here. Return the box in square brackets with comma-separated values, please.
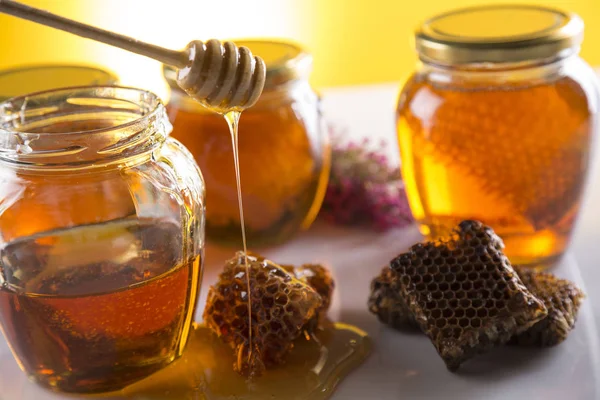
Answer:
[203, 252, 322, 377]
[370, 263, 586, 348]
[368, 267, 417, 329]
[390, 220, 547, 371]
[510, 267, 585, 346]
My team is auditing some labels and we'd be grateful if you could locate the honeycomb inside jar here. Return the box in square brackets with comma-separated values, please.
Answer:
[397, 70, 596, 267]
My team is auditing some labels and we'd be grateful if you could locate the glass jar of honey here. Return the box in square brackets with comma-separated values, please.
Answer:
[0, 64, 118, 102]
[397, 5, 599, 267]
[163, 40, 330, 247]
[0, 87, 205, 393]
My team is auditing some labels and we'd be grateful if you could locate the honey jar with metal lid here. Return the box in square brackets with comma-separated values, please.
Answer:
[397, 5, 599, 267]
[163, 39, 330, 247]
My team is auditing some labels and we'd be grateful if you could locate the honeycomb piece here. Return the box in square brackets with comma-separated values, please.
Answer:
[368, 267, 417, 329]
[247, 252, 335, 321]
[510, 267, 585, 346]
[281, 263, 335, 319]
[390, 220, 548, 371]
[203, 252, 322, 377]
[369, 263, 586, 347]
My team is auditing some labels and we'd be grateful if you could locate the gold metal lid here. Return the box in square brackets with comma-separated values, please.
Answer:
[0, 64, 118, 102]
[163, 39, 312, 92]
[415, 5, 584, 66]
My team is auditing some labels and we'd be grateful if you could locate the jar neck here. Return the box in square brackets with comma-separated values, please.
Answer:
[419, 54, 580, 87]
[168, 79, 314, 113]
[0, 86, 172, 172]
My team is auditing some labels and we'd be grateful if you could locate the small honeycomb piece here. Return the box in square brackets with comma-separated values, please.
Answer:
[281, 263, 335, 319]
[390, 220, 548, 371]
[203, 252, 322, 377]
[247, 252, 335, 321]
[368, 267, 417, 329]
[510, 267, 585, 346]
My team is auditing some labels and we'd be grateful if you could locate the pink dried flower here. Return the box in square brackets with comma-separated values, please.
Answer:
[320, 128, 414, 231]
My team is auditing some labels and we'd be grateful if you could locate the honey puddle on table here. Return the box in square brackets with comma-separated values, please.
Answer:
[117, 322, 370, 400]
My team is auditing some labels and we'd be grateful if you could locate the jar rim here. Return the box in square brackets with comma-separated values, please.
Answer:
[415, 5, 584, 66]
[234, 39, 313, 86]
[0, 86, 171, 170]
[0, 64, 118, 102]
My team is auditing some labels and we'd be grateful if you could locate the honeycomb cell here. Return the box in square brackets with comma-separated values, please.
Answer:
[203, 252, 323, 377]
[472, 299, 483, 308]
[510, 266, 585, 346]
[373, 221, 547, 370]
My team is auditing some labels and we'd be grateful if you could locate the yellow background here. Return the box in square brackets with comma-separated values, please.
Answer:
[0, 0, 598, 95]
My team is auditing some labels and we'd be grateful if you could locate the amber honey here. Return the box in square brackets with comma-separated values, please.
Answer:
[121, 323, 371, 400]
[168, 96, 327, 247]
[164, 40, 330, 247]
[0, 86, 206, 393]
[398, 5, 599, 267]
[0, 218, 201, 393]
[397, 73, 595, 266]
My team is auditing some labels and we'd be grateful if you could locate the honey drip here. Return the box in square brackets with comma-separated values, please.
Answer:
[223, 110, 253, 371]
[120, 323, 371, 400]
[224, 110, 249, 257]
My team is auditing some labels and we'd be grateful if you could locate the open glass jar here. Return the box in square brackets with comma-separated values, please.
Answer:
[397, 5, 599, 267]
[163, 40, 330, 247]
[0, 87, 205, 393]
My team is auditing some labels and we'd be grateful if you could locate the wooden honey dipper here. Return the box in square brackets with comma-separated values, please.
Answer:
[0, 0, 266, 112]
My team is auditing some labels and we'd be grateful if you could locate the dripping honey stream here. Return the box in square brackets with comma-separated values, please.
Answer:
[223, 109, 254, 370]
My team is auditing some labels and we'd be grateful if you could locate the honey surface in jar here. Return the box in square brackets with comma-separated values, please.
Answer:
[397, 73, 595, 266]
[0, 218, 201, 393]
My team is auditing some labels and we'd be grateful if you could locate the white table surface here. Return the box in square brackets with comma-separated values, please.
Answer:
[2, 75, 600, 400]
